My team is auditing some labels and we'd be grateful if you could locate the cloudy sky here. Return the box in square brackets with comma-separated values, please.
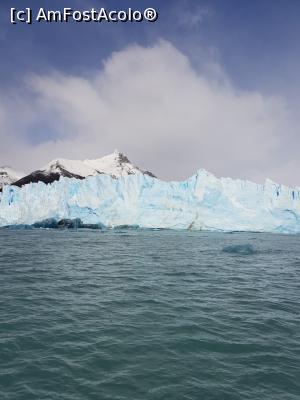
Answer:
[1, 0, 300, 185]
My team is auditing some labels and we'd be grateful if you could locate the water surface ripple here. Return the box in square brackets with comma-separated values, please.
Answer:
[0, 229, 300, 399]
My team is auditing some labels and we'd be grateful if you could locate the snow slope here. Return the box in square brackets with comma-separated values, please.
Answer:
[13, 151, 156, 188]
[0, 167, 24, 190]
[41, 151, 154, 178]
[1, 168, 300, 233]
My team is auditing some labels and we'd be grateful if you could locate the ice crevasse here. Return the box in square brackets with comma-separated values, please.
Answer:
[1, 169, 300, 233]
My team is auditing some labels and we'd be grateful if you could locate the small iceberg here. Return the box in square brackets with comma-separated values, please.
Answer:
[222, 244, 256, 255]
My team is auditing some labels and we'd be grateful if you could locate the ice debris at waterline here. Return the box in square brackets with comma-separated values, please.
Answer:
[1, 169, 300, 233]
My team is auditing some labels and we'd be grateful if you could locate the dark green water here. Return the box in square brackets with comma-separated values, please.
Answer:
[0, 229, 300, 399]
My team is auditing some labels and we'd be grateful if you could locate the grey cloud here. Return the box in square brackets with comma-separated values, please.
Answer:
[0, 40, 298, 186]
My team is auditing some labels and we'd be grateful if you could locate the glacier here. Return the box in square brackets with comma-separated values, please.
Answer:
[1, 169, 300, 233]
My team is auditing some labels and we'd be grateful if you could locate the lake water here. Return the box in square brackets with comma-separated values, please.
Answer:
[0, 229, 299, 399]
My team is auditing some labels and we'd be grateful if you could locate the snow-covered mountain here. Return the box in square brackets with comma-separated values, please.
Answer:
[12, 151, 156, 188]
[1, 167, 300, 233]
[0, 167, 24, 190]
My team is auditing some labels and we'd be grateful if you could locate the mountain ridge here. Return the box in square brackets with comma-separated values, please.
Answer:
[6, 150, 156, 189]
[0, 166, 24, 190]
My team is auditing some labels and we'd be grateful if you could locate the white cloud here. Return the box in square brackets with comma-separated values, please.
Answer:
[177, 4, 212, 29]
[0, 40, 298, 186]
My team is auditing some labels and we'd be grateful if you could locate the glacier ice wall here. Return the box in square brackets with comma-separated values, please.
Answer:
[1, 170, 300, 233]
